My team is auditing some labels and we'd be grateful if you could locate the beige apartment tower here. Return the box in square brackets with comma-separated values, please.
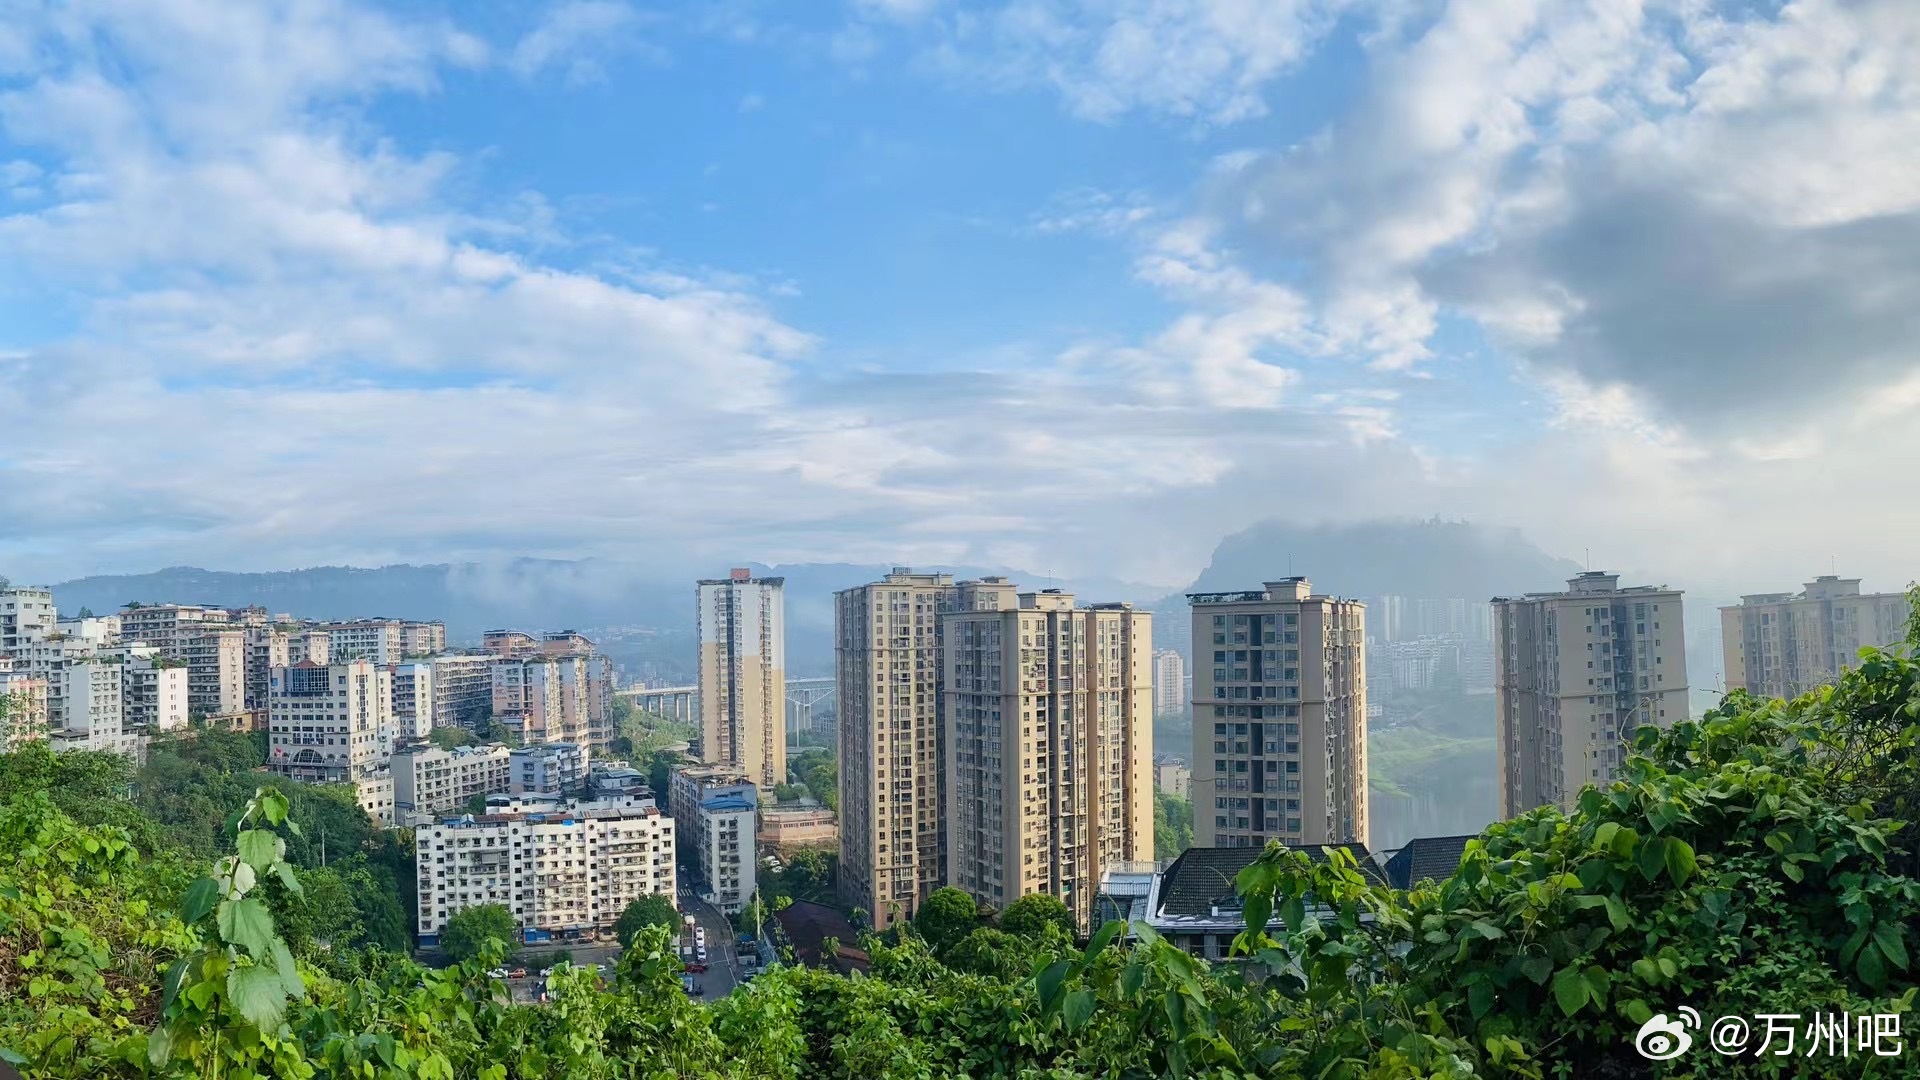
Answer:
[944, 589, 1152, 930]
[696, 570, 786, 790]
[836, 571, 1018, 928]
[1721, 576, 1912, 701]
[1188, 579, 1368, 851]
[1493, 572, 1688, 817]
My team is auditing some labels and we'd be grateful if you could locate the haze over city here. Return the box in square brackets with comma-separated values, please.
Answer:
[4, 1, 1917, 601]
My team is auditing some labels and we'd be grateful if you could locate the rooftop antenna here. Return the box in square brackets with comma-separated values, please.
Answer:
[1585, 548, 1591, 572]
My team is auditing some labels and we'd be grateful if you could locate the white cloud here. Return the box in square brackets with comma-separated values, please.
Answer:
[508, 1, 660, 82]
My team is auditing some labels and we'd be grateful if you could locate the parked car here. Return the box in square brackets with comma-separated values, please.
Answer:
[696, 946, 708, 962]
[686, 961, 708, 973]
[487, 968, 508, 980]
[508, 968, 527, 979]
[539, 966, 555, 977]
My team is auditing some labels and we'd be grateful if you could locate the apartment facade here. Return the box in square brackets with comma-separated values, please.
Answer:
[119, 647, 189, 735]
[693, 787, 758, 914]
[1722, 576, 1912, 700]
[431, 654, 495, 730]
[0, 666, 50, 747]
[402, 621, 448, 657]
[266, 659, 396, 785]
[324, 621, 403, 665]
[696, 570, 786, 789]
[1188, 578, 1369, 851]
[836, 571, 1017, 928]
[1153, 649, 1187, 718]
[483, 631, 539, 659]
[390, 661, 435, 740]
[944, 589, 1153, 929]
[1, 586, 57, 654]
[392, 743, 513, 820]
[1493, 572, 1688, 817]
[415, 799, 676, 943]
[510, 741, 590, 796]
[184, 630, 247, 720]
[116, 604, 231, 657]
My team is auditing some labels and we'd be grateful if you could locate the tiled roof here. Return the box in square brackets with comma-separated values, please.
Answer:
[1384, 834, 1476, 889]
[1158, 843, 1385, 917]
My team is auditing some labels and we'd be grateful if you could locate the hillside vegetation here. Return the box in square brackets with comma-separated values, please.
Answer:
[3, 600, 1919, 1077]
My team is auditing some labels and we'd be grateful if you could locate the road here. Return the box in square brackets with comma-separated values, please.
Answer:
[677, 881, 744, 1001]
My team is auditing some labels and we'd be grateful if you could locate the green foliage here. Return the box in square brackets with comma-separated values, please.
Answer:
[439, 904, 517, 965]
[427, 726, 478, 750]
[998, 893, 1075, 941]
[614, 894, 679, 949]
[913, 886, 979, 953]
[3, 592, 1919, 1079]
[1154, 790, 1193, 860]
[790, 748, 837, 812]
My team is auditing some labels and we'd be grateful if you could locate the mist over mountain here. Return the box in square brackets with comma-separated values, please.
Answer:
[1184, 517, 1582, 602]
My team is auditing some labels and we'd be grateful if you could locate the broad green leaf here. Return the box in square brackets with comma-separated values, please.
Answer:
[237, 829, 280, 873]
[147, 1023, 174, 1068]
[1551, 966, 1589, 1016]
[1062, 989, 1095, 1033]
[273, 861, 303, 898]
[1469, 920, 1504, 940]
[261, 791, 290, 826]
[1636, 837, 1668, 883]
[1036, 960, 1072, 1011]
[1623, 998, 1653, 1025]
[226, 963, 289, 1030]
[1593, 822, 1620, 851]
[160, 958, 190, 1014]
[1871, 923, 1909, 971]
[217, 897, 277, 958]
[1468, 980, 1494, 1020]
[1520, 955, 1553, 985]
[1657, 957, 1677, 979]
[180, 877, 220, 924]
[1084, 919, 1122, 962]
[1631, 958, 1659, 984]
[1858, 941, 1889, 990]
[1603, 896, 1630, 932]
[269, 938, 306, 999]
[1664, 838, 1697, 886]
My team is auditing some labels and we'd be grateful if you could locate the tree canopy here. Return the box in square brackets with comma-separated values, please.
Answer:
[439, 903, 517, 964]
[615, 894, 680, 949]
[913, 886, 979, 953]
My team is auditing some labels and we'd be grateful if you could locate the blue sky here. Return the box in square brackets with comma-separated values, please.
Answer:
[3, 0, 1919, 596]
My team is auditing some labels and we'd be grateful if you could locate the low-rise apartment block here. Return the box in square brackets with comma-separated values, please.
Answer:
[392, 743, 513, 820]
[324, 621, 404, 665]
[390, 661, 435, 740]
[414, 799, 677, 944]
[184, 630, 247, 720]
[510, 741, 589, 796]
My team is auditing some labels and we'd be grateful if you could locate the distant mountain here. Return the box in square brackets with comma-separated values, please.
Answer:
[1148, 518, 1579, 642]
[46, 559, 1167, 679]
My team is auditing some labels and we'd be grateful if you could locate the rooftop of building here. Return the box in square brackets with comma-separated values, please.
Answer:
[1383, 834, 1477, 890]
[773, 900, 870, 975]
[1157, 843, 1386, 919]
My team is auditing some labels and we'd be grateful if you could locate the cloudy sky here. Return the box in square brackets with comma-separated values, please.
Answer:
[2, 0, 1917, 596]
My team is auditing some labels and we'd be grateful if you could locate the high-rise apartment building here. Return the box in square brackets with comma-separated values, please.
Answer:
[267, 659, 395, 784]
[1188, 578, 1368, 851]
[1153, 649, 1186, 718]
[483, 630, 539, 659]
[415, 798, 675, 943]
[944, 589, 1152, 929]
[184, 629, 247, 720]
[402, 621, 448, 657]
[1721, 576, 1912, 700]
[391, 661, 435, 740]
[244, 627, 292, 719]
[696, 570, 786, 789]
[1493, 572, 1688, 817]
[836, 571, 1018, 928]
[118, 646, 189, 735]
[0, 663, 49, 748]
[431, 654, 495, 729]
[510, 742, 590, 796]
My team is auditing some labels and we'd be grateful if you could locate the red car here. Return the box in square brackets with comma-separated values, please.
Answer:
[685, 961, 709, 973]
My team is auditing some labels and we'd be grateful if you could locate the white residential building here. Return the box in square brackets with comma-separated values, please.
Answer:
[402, 621, 448, 657]
[117, 646, 189, 735]
[1722, 576, 1913, 700]
[692, 785, 758, 914]
[267, 659, 396, 784]
[184, 630, 247, 720]
[392, 743, 513, 821]
[1154, 649, 1187, 717]
[116, 604, 232, 657]
[510, 741, 589, 796]
[414, 799, 677, 943]
[324, 621, 404, 665]
[1, 586, 57, 654]
[0, 665, 50, 747]
[391, 661, 436, 740]
[1493, 572, 1688, 816]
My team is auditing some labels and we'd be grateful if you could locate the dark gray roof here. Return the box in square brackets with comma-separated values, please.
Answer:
[1384, 834, 1477, 890]
[1158, 843, 1385, 917]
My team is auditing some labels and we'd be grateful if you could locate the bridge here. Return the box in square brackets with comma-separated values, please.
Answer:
[616, 684, 697, 723]
[785, 676, 835, 740]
